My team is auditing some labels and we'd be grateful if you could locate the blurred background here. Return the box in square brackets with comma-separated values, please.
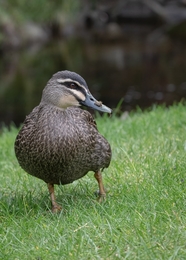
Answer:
[1, 0, 186, 127]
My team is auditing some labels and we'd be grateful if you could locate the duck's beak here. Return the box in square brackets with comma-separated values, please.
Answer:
[80, 93, 112, 114]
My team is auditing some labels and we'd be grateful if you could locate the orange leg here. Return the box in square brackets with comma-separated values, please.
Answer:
[47, 183, 62, 213]
[94, 171, 106, 202]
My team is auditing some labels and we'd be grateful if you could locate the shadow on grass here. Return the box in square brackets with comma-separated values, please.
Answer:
[0, 190, 48, 216]
[0, 183, 104, 217]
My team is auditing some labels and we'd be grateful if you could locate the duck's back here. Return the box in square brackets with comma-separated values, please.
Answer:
[15, 105, 111, 185]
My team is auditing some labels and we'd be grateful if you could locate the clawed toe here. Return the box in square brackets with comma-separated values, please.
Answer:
[52, 204, 62, 213]
[97, 193, 106, 203]
[94, 189, 106, 202]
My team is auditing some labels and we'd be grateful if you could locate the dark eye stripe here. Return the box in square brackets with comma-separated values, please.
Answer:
[65, 82, 78, 89]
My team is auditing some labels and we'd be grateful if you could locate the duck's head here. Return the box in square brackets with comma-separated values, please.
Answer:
[41, 70, 112, 113]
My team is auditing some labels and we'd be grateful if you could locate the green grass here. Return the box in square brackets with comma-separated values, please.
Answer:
[0, 104, 186, 259]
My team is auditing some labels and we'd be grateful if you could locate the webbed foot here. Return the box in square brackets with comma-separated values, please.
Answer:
[52, 204, 62, 213]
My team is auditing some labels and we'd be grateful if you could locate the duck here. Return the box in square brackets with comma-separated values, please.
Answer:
[14, 70, 112, 212]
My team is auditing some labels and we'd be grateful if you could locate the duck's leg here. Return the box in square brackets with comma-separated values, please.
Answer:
[47, 183, 62, 213]
[94, 170, 106, 202]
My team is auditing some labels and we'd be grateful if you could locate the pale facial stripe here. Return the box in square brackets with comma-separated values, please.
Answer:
[70, 89, 86, 101]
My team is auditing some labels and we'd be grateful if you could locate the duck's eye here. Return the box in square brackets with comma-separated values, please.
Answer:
[70, 83, 76, 89]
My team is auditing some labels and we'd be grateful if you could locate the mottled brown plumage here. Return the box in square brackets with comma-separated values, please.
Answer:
[14, 70, 112, 212]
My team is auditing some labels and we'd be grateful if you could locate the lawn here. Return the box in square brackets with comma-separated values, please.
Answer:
[0, 104, 186, 259]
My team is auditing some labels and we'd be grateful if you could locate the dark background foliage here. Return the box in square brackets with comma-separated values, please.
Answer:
[1, 0, 186, 126]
